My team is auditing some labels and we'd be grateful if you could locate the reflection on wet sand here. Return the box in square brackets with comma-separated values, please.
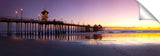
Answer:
[88, 33, 160, 45]
[1, 33, 160, 56]
[5, 33, 160, 45]
[85, 34, 102, 40]
[14, 34, 87, 41]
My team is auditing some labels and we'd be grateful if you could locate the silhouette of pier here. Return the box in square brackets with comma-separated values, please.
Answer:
[0, 17, 96, 35]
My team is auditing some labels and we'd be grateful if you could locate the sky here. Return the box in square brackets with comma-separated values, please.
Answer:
[0, 0, 160, 27]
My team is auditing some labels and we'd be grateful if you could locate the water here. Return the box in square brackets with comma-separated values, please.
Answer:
[0, 30, 160, 56]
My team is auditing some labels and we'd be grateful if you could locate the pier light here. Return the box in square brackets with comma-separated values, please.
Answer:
[38, 14, 40, 20]
[21, 8, 23, 11]
[15, 10, 18, 19]
[38, 14, 40, 17]
[15, 10, 18, 14]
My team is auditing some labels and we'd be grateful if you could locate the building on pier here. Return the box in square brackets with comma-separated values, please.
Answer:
[41, 10, 49, 21]
[93, 24, 103, 32]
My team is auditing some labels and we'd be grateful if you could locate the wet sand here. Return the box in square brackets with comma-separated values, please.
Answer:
[0, 35, 160, 56]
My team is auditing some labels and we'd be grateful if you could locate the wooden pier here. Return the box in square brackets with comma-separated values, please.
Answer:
[0, 17, 94, 35]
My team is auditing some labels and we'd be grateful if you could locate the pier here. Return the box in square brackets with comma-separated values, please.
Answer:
[0, 17, 95, 35]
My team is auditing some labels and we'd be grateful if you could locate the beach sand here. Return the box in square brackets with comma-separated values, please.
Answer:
[0, 33, 160, 56]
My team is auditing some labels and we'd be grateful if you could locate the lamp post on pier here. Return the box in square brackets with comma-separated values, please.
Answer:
[60, 16, 63, 22]
[20, 8, 23, 19]
[15, 10, 18, 34]
[15, 10, 18, 19]
[38, 14, 41, 21]
[20, 8, 23, 35]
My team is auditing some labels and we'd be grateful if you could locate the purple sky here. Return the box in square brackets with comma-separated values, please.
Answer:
[1, 0, 159, 27]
